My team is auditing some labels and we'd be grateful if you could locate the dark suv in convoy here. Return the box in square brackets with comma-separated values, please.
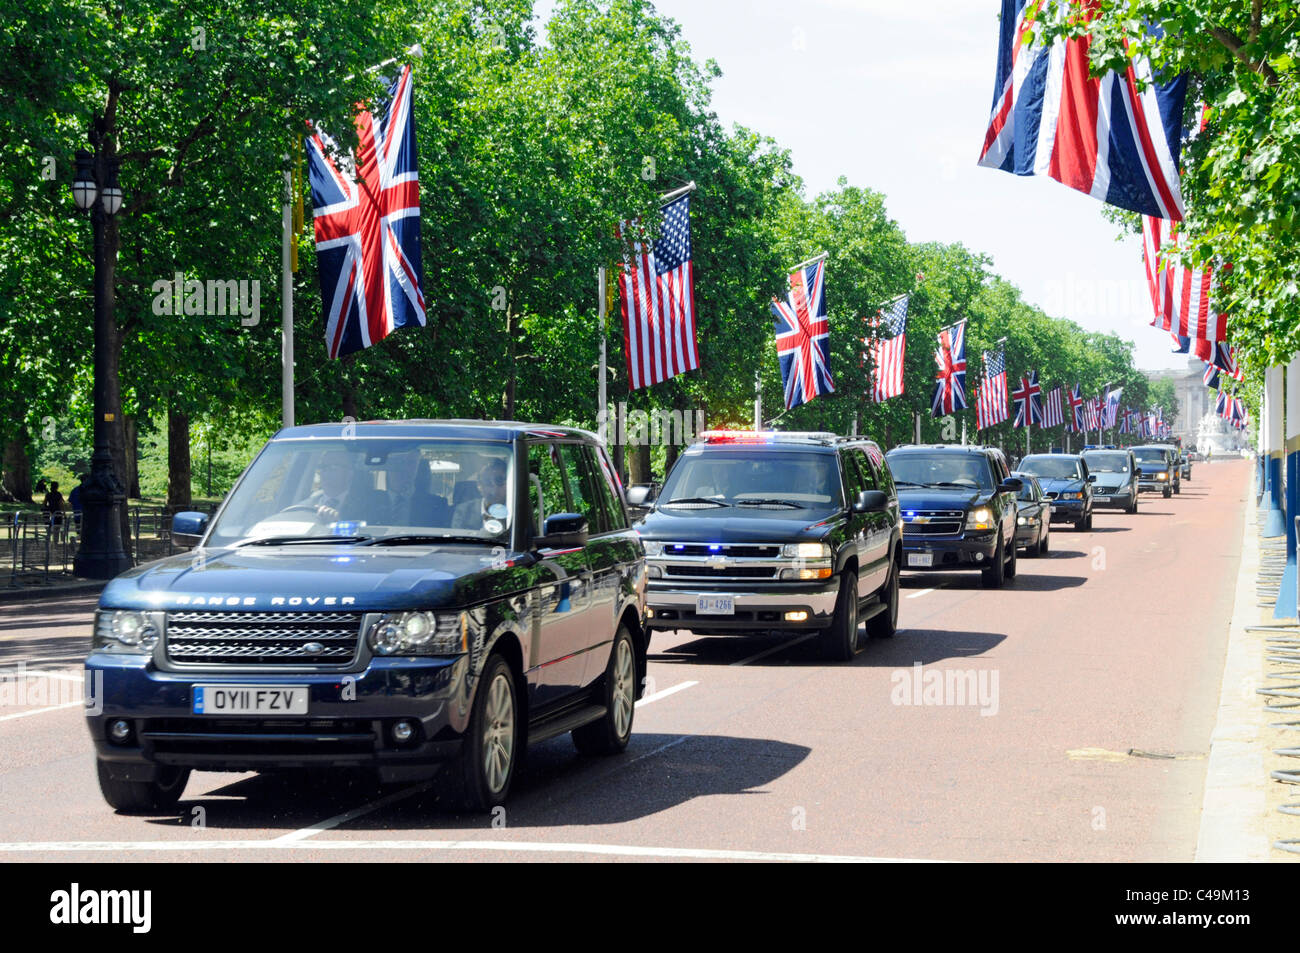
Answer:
[1016, 453, 1096, 530]
[884, 444, 1022, 588]
[1133, 445, 1177, 498]
[632, 431, 902, 661]
[87, 421, 646, 814]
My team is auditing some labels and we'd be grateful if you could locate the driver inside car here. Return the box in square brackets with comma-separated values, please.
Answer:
[297, 450, 362, 523]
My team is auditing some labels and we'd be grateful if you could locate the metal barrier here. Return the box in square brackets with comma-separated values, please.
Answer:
[2, 504, 217, 589]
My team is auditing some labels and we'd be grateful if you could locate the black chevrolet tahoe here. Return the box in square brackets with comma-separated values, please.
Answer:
[885, 444, 1022, 588]
[630, 431, 902, 661]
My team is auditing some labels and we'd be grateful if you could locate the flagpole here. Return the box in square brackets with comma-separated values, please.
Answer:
[658, 181, 697, 206]
[753, 369, 762, 431]
[281, 164, 294, 429]
[598, 266, 608, 443]
[788, 251, 829, 273]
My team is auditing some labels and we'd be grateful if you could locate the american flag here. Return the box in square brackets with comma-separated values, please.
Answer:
[1066, 385, 1085, 433]
[1042, 386, 1064, 428]
[867, 294, 909, 402]
[619, 194, 699, 390]
[979, 0, 1186, 220]
[1083, 397, 1101, 432]
[771, 259, 833, 409]
[1143, 215, 1226, 345]
[930, 320, 967, 416]
[306, 64, 426, 359]
[1011, 370, 1043, 429]
[1104, 387, 1123, 429]
[976, 347, 1008, 430]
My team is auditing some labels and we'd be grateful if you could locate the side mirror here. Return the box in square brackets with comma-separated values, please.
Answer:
[1086, 473, 1097, 483]
[171, 511, 209, 549]
[999, 478, 1023, 493]
[625, 484, 657, 507]
[534, 513, 589, 551]
[853, 489, 889, 513]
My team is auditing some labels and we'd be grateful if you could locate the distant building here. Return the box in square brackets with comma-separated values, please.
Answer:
[1144, 358, 1247, 453]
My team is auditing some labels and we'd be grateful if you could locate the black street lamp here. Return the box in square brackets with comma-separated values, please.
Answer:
[71, 123, 131, 579]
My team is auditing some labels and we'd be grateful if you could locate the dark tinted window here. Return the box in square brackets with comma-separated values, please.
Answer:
[575, 444, 622, 534]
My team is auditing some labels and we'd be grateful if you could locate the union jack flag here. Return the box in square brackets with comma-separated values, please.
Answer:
[930, 320, 967, 417]
[771, 260, 833, 410]
[976, 347, 1008, 430]
[1012, 370, 1043, 429]
[1066, 384, 1085, 432]
[1216, 390, 1231, 419]
[619, 194, 699, 390]
[1203, 362, 1220, 389]
[307, 64, 426, 359]
[1118, 410, 1132, 434]
[866, 294, 908, 402]
[1212, 342, 1244, 381]
[978, 0, 1187, 220]
[1143, 215, 1225, 345]
[1042, 386, 1064, 428]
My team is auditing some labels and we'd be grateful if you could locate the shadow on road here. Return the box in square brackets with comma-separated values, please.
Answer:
[144, 732, 812, 830]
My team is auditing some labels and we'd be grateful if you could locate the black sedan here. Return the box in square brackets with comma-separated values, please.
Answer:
[1011, 471, 1050, 556]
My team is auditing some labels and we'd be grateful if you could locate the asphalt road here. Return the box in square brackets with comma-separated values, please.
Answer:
[0, 460, 1248, 862]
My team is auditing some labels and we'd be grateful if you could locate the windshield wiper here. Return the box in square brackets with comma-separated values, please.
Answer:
[662, 497, 730, 507]
[929, 481, 980, 489]
[893, 480, 927, 487]
[362, 534, 491, 546]
[735, 498, 805, 509]
[236, 535, 372, 547]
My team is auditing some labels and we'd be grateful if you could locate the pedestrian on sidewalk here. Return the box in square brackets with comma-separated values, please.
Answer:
[42, 481, 65, 527]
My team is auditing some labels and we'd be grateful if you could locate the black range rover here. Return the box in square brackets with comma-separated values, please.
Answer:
[885, 444, 1022, 588]
[631, 431, 902, 660]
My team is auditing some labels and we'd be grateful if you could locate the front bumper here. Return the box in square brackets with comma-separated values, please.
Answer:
[900, 532, 999, 572]
[86, 653, 470, 783]
[1014, 521, 1043, 547]
[1046, 498, 1086, 521]
[1091, 488, 1135, 508]
[645, 579, 840, 633]
[1138, 478, 1171, 493]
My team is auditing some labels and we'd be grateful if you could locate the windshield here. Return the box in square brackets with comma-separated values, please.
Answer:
[205, 438, 515, 546]
[1012, 476, 1038, 502]
[660, 450, 843, 509]
[1082, 452, 1130, 473]
[1132, 448, 1169, 464]
[885, 452, 993, 491]
[1018, 456, 1083, 481]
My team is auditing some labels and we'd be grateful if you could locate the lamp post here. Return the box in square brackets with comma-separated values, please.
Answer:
[71, 126, 131, 579]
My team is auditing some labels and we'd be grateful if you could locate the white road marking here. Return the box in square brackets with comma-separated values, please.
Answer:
[636, 680, 697, 706]
[272, 782, 435, 843]
[0, 838, 949, 862]
[0, 700, 81, 722]
[730, 633, 816, 667]
[906, 588, 938, 600]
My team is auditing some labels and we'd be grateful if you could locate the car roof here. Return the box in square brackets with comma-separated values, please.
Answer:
[886, 444, 999, 456]
[271, 419, 600, 443]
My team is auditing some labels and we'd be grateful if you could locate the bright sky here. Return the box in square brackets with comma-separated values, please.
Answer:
[539, 0, 1192, 372]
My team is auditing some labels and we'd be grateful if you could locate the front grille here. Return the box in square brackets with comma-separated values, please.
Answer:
[902, 510, 964, 536]
[661, 543, 781, 558]
[664, 565, 778, 579]
[165, 611, 364, 667]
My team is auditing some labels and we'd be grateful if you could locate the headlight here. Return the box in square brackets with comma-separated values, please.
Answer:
[368, 611, 466, 656]
[1157, 471, 1168, 480]
[965, 508, 994, 530]
[93, 610, 159, 654]
[782, 542, 831, 559]
[1061, 492, 1083, 500]
[1017, 516, 1026, 525]
[641, 540, 662, 556]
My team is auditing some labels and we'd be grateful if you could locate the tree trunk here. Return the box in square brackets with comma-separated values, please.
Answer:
[124, 416, 140, 498]
[167, 405, 191, 509]
[1, 434, 33, 503]
[628, 443, 651, 483]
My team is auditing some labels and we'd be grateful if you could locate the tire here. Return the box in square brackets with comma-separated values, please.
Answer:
[1085, 512, 1093, 530]
[819, 570, 860, 661]
[981, 538, 1005, 589]
[438, 654, 519, 812]
[96, 759, 189, 814]
[1174, 482, 1180, 495]
[1074, 514, 1087, 531]
[866, 554, 899, 639]
[1004, 533, 1018, 580]
[1163, 486, 1172, 499]
[1037, 527, 1049, 556]
[572, 625, 637, 755]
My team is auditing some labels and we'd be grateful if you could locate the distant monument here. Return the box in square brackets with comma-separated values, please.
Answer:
[1145, 357, 1247, 453]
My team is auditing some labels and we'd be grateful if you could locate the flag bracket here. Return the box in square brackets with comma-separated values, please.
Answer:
[788, 251, 829, 273]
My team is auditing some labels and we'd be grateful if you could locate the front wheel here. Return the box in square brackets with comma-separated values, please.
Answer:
[1037, 527, 1050, 556]
[573, 626, 637, 755]
[438, 654, 519, 812]
[866, 555, 899, 639]
[1163, 486, 1172, 499]
[1004, 533, 1018, 580]
[981, 538, 1005, 589]
[819, 571, 860, 661]
[96, 759, 190, 814]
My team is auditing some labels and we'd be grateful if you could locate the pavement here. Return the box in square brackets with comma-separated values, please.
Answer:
[0, 458, 1291, 862]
